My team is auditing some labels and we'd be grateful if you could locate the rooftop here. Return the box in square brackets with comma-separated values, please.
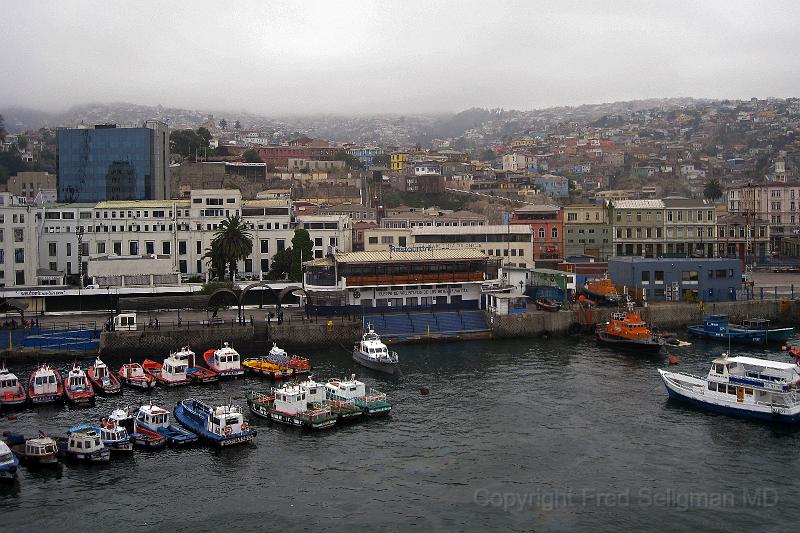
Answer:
[94, 199, 191, 209]
[611, 199, 665, 209]
[307, 248, 488, 266]
[514, 204, 561, 213]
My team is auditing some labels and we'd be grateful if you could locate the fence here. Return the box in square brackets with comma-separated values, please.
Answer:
[738, 285, 798, 301]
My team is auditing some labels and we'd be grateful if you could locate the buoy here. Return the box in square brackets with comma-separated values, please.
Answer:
[668, 355, 679, 365]
[419, 387, 429, 396]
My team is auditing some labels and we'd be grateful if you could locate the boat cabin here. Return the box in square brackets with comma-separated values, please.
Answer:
[298, 379, 326, 403]
[606, 312, 653, 339]
[92, 358, 109, 380]
[67, 429, 103, 453]
[209, 405, 245, 434]
[162, 356, 188, 380]
[173, 347, 196, 367]
[269, 343, 287, 358]
[706, 355, 800, 404]
[0, 441, 14, 464]
[136, 405, 171, 429]
[325, 376, 367, 401]
[32, 367, 59, 394]
[357, 327, 397, 362]
[67, 368, 89, 390]
[212, 343, 241, 371]
[273, 385, 309, 415]
[121, 363, 146, 379]
[0, 370, 19, 392]
[26, 438, 57, 456]
[100, 423, 129, 443]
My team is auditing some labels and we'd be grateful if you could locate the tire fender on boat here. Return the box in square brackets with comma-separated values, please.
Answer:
[224, 425, 232, 436]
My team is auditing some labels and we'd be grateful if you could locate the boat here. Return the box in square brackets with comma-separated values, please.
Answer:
[301, 376, 363, 422]
[109, 408, 166, 449]
[27, 365, 64, 405]
[97, 418, 133, 453]
[87, 357, 122, 394]
[142, 355, 191, 387]
[6, 433, 59, 466]
[0, 440, 19, 480]
[242, 357, 294, 379]
[265, 343, 312, 375]
[729, 319, 794, 343]
[658, 353, 800, 423]
[134, 404, 198, 445]
[581, 277, 620, 305]
[325, 375, 392, 416]
[172, 346, 218, 383]
[595, 311, 665, 353]
[64, 363, 95, 405]
[57, 426, 111, 463]
[0, 364, 27, 406]
[687, 315, 767, 345]
[352, 325, 399, 374]
[202, 342, 244, 378]
[118, 362, 157, 390]
[247, 383, 337, 430]
[174, 399, 257, 446]
[535, 298, 561, 312]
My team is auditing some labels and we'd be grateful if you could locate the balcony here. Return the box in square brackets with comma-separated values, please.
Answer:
[345, 271, 486, 287]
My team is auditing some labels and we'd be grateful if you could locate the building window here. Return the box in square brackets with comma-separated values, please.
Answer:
[196, 241, 202, 254]
[113, 241, 122, 255]
[179, 241, 187, 255]
[129, 241, 139, 255]
[551, 227, 558, 239]
[381, 236, 394, 244]
[260, 239, 269, 254]
[244, 259, 252, 272]
[368, 237, 378, 244]
[145, 241, 155, 255]
[260, 258, 269, 272]
[48, 242, 57, 257]
[641, 271, 650, 283]
[15, 270, 24, 285]
[162, 241, 171, 255]
[97, 242, 106, 254]
[654, 270, 664, 283]
[179, 260, 187, 273]
[314, 238, 323, 247]
[682, 271, 699, 282]
[13, 229, 23, 242]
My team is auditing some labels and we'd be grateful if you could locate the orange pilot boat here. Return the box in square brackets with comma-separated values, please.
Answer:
[582, 277, 620, 305]
[596, 310, 664, 353]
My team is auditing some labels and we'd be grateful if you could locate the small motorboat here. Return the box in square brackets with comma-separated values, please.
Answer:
[247, 382, 336, 431]
[688, 315, 767, 345]
[174, 399, 257, 447]
[172, 347, 218, 383]
[57, 426, 110, 463]
[142, 355, 191, 387]
[242, 357, 294, 379]
[0, 440, 19, 480]
[265, 343, 312, 375]
[28, 365, 64, 405]
[6, 432, 59, 467]
[352, 325, 399, 374]
[97, 418, 133, 453]
[135, 404, 198, 445]
[581, 277, 620, 305]
[87, 357, 121, 394]
[202, 342, 244, 378]
[118, 362, 157, 390]
[595, 310, 665, 353]
[109, 408, 166, 449]
[0, 364, 27, 406]
[325, 375, 392, 417]
[730, 319, 794, 343]
[534, 298, 561, 312]
[64, 363, 95, 406]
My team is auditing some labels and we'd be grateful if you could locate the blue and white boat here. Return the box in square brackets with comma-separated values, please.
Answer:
[687, 315, 767, 344]
[98, 418, 133, 453]
[173, 399, 256, 447]
[730, 319, 794, 343]
[0, 440, 19, 480]
[658, 353, 800, 423]
[134, 404, 198, 445]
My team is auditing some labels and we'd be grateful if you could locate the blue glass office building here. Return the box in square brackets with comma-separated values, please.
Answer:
[57, 121, 169, 202]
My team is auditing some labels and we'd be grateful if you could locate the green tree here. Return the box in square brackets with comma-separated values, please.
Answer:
[219, 118, 228, 129]
[196, 127, 212, 147]
[169, 129, 203, 158]
[290, 229, 313, 282]
[704, 178, 723, 200]
[242, 149, 263, 163]
[204, 215, 253, 280]
[266, 247, 293, 280]
[334, 149, 365, 170]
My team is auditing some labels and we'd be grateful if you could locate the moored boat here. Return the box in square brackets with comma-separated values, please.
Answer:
[242, 357, 294, 379]
[64, 363, 95, 405]
[595, 311, 664, 353]
[0, 440, 19, 480]
[535, 298, 561, 312]
[109, 408, 166, 449]
[172, 347, 218, 383]
[98, 418, 133, 453]
[247, 384, 336, 430]
[266, 343, 312, 375]
[28, 365, 64, 405]
[658, 353, 800, 423]
[730, 319, 794, 343]
[135, 404, 198, 445]
[118, 362, 157, 390]
[301, 376, 362, 422]
[581, 277, 620, 305]
[6, 433, 59, 467]
[687, 315, 767, 345]
[87, 357, 122, 394]
[325, 375, 392, 416]
[142, 355, 191, 387]
[174, 399, 257, 446]
[352, 325, 399, 374]
[202, 342, 244, 378]
[0, 364, 27, 406]
[57, 426, 111, 463]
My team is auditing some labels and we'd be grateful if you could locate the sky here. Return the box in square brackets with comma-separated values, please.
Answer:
[2, 0, 799, 115]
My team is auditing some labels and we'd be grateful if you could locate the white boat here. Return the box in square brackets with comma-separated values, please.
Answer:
[0, 364, 27, 406]
[325, 374, 392, 416]
[247, 382, 337, 430]
[98, 418, 133, 453]
[352, 324, 399, 374]
[203, 342, 244, 378]
[658, 353, 800, 423]
[135, 404, 198, 445]
[0, 441, 19, 479]
[57, 427, 110, 463]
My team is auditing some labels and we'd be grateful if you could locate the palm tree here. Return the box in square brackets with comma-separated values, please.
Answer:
[704, 178, 723, 200]
[205, 215, 253, 280]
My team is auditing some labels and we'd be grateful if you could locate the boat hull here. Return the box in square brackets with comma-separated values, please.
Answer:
[687, 325, 766, 344]
[596, 331, 664, 353]
[187, 367, 218, 383]
[267, 410, 337, 430]
[120, 377, 156, 390]
[29, 393, 63, 405]
[65, 391, 95, 406]
[0, 462, 17, 479]
[10, 447, 59, 466]
[87, 370, 122, 394]
[659, 369, 800, 424]
[0, 393, 28, 406]
[174, 401, 257, 446]
[352, 350, 399, 374]
[732, 327, 794, 343]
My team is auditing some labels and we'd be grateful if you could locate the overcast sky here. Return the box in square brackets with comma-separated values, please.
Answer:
[2, 1, 799, 115]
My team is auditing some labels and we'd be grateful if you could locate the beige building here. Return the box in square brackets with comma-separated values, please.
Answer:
[5, 171, 56, 201]
[562, 204, 612, 259]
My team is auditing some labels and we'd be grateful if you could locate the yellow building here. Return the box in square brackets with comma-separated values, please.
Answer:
[390, 151, 409, 173]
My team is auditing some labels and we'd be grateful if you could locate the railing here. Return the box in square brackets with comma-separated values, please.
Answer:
[345, 272, 485, 286]
[737, 285, 799, 300]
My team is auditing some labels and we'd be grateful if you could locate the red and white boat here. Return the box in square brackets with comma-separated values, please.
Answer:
[203, 342, 244, 378]
[172, 347, 217, 383]
[0, 364, 27, 406]
[64, 363, 95, 405]
[118, 362, 156, 390]
[142, 355, 190, 387]
[87, 357, 121, 394]
[28, 365, 64, 405]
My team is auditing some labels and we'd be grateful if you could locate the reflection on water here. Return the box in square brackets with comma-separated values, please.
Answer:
[2, 335, 800, 530]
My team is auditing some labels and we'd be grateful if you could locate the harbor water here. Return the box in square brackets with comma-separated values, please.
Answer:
[3, 335, 800, 531]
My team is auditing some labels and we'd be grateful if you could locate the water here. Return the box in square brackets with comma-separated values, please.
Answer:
[2, 336, 800, 532]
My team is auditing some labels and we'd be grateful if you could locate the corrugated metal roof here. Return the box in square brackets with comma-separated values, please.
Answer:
[95, 199, 191, 209]
[612, 199, 664, 209]
[332, 248, 487, 264]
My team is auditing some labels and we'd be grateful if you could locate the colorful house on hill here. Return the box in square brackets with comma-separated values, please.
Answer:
[510, 204, 563, 260]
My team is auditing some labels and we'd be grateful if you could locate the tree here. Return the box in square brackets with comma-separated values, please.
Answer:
[334, 149, 365, 170]
[234, 120, 242, 130]
[203, 215, 253, 280]
[17, 136, 28, 151]
[196, 127, 212, 148]
[266, 247, 293, 280]
[372, 154, 390, 166]
[219, 118, 228, 129]
[290, 229, 313, 282]
[169, 129, 203, 158]
[704, 178, 723, 200]
[242, 149, 263, 163]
